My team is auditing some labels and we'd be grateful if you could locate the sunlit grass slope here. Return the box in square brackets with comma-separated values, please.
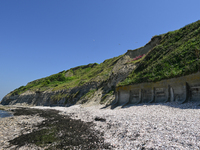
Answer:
[11, 55, 123, 96]
[119, 20, 200, 86]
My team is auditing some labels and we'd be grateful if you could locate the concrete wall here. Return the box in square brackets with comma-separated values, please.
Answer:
[116, 72, 200, 105]
[118, 90, 129, 105]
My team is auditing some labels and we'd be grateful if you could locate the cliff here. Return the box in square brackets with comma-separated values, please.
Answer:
[114, 20, 200, 106]
[1, 35, 162, 106]
[1, 20, 200, 106]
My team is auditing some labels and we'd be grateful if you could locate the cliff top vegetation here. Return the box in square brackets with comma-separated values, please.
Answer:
[119, 20, 200, 86]
[11, 55, 123, 96]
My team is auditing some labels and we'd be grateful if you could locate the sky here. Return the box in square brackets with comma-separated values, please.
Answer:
[0, 0, 200, 101]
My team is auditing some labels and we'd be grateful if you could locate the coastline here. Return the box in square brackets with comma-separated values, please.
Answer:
[0, 110, 13, 118]
[1, 102, 200, 149]
[0, 106, 111, 150]
[0, 113, 44, 150]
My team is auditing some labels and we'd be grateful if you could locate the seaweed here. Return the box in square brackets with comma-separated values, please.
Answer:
[9, 108, 111, 149]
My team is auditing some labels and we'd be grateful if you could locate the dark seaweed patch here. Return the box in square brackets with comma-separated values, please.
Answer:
[9, 108, 111, 149]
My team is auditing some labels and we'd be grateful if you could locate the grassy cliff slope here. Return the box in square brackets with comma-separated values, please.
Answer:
[11, 55, 123, 96]
[119, 20, 200, 86]
[2, 20, 200, 106]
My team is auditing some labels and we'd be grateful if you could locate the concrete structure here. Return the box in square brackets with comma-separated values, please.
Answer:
[115, 72, 200, 107]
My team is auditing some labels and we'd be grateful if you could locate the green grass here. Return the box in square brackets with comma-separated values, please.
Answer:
[50, 93, 69, 103]
[11, 55, 123, 96]
[81, 89, 97, 100]
[119, 20, 200, 86]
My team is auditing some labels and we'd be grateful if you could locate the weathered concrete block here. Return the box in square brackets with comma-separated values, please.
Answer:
[130, 89, 140, 104]
[116, 72, 200, 105]
[118, 90, 130, 105]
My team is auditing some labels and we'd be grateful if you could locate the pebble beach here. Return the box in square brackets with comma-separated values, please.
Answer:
[34, 102, 200, 149]
[1, 102, 200, 149]
[0, 114, 44, 150]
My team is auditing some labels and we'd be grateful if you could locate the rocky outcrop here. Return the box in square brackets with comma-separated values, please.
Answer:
[126, 35, 161, 58]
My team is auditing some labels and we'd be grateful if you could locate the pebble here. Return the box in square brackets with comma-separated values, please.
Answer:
[1, 102, 200, 149]
[34, 102, 200, 149]
[0, 115, 44, 150]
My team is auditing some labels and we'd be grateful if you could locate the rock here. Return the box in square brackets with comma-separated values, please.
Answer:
[94, 117, 106, 122]
[0, 114, 44, 149]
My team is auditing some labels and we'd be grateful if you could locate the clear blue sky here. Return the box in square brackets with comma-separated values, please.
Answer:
[0, 0, 200, 101]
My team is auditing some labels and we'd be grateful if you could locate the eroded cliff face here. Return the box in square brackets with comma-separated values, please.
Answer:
[1, 90, 56, 106]
[1, 36, 162, 106]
